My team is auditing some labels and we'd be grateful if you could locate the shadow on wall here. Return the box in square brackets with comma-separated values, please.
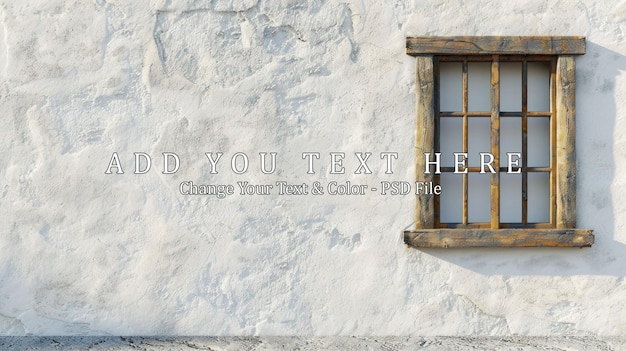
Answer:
[413, 42, 626, 277]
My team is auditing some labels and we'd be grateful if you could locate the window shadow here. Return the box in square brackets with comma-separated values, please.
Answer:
[411, 42, 626, 277]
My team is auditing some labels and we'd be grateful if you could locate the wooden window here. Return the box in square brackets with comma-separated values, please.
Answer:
[404, 37, 594, 248]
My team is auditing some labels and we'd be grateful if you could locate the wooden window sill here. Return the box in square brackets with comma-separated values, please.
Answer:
[404, 228, 594, 248]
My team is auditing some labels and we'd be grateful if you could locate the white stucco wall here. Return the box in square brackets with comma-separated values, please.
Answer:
[1, 0, 626, 336]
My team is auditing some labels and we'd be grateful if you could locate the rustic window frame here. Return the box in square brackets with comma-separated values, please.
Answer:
[403, 36, 594, 248]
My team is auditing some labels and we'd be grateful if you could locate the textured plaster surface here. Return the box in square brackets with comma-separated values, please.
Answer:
[1, 0, 626, 337]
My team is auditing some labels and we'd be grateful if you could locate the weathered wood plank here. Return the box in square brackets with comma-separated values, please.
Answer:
[521, 60, 529, 225]
[556, 56, 577, 228]
[550, 59, 558, 225]
[415, 56, 435, 229]
[407, 36, 586, 56]
[404, 228, 594, 248]
[490, 56, 500, 228]
[462, 60, 469, 225]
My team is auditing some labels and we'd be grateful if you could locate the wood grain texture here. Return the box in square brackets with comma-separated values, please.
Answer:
[490, 56, 500, 228]
[407, 36, 586, 56]
[556, 56, 577, 228]
[550, 59, 558, 225]
[462, 60, 469, 225]
[521, 60, 529, 225]
[415, 56, 435, 228]
[404, 228, 594, 248]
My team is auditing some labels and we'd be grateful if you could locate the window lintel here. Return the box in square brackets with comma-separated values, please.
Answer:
[406, 36, 586, 56]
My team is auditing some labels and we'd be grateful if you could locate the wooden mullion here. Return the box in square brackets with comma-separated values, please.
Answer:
[522, 60, 529, 225]
[490, 56, 500, 229]
[462, 59, 469, 225]
[550, 58, 558, 227]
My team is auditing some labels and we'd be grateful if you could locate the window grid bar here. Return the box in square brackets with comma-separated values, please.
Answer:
[522, 60, 529, 225]
[490, 55, 500, 229]
[462, 60, 469, 225]
[550, 58, 558, 226]
[437, 55, 557, 62]
[436, 222, 555, 229]
[439, 167, 551, 173]
[440, 111, 551, 117]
